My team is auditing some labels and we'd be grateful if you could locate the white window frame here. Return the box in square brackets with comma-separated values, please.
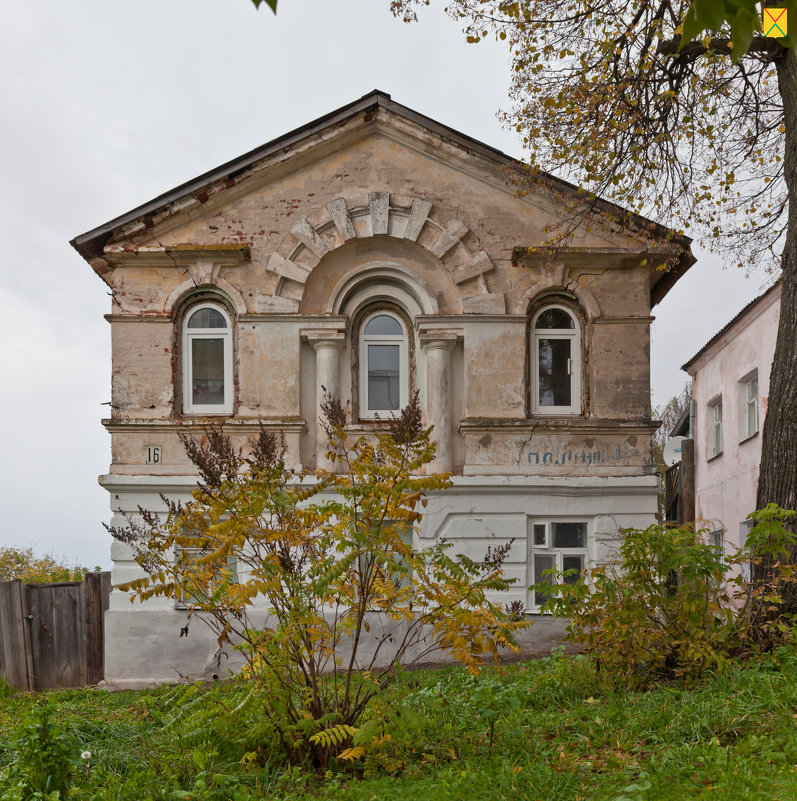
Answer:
[182, 303, 233, 415]
[707, 396, 723, 458]
[531, 306, 581, 415]
[358, 309, 409, 419]
[738, 371, 759, 441]
[739, 518, 754, 581]
[528, 519, 589, 611]
[707, 528, 724, 557]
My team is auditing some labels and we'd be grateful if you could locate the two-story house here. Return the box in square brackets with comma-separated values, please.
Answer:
[682, 281, 781, 554]
[72, 91, 694, 687]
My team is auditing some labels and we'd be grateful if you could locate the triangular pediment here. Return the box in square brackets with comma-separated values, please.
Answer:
[72, 90, 693, 311]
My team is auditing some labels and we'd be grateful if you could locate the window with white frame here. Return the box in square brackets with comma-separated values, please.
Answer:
[738, 371, 759, 440]
[707, 396, 723, 458]
[531, 306, 581, 415]
[182, 304, 233, 415]
[359, 309, 409, 418]
[739, 518, 754, 581]
[707, 528, 724, 557]
[529, 520, 588, 609]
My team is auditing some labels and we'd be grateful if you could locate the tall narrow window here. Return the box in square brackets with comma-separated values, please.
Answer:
[739, 372, 759, 440]
[359, 310, 408, 417]
[708, 397, 723, 458]
[531, 306, 580, 415]
[183, 304, 233, 414]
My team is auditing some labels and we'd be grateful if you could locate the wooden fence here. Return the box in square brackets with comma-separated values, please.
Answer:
[0, 572, 111, 691]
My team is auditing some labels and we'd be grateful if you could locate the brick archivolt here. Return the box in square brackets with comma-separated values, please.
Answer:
[266, 192, 505, 314]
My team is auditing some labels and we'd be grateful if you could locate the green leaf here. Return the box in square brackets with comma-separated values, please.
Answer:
[251, 0, 278, 11]
[696, 0, 729, 31]
[681, 2, 705, 45]
[730, 6, 757, 61]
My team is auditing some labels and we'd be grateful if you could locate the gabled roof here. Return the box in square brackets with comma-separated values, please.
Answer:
[682, 280, 782, 372]
[71, 89, 694, 302]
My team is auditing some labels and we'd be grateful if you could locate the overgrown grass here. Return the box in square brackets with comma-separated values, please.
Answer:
[4, 648, 797, 799]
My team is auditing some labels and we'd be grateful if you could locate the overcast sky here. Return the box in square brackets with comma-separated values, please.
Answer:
[0, 1, 774, 569]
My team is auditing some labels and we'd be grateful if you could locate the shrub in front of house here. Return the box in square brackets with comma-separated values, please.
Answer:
[533, 504, 797, 686]
[109, 393, 527, 769]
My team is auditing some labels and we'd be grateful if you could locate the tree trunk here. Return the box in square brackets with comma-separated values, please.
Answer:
[758, 45, 797, 515]
[755, 46, 797, 593]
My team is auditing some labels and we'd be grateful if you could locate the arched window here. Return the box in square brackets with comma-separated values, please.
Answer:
[531, 306, 581, 415]
[359, 310, 409, 418]
[182, 303, 233, 414]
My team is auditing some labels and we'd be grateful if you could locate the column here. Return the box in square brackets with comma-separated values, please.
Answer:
[308, 332, 345, 472]
[420, 332, 457, 473]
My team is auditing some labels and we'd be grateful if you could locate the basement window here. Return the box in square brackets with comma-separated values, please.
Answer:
[529, 520, 588, 610]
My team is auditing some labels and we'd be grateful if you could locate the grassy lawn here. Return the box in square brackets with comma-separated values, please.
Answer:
[3, 648, 797, 800]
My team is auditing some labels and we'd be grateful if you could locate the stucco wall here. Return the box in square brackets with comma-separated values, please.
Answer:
[100, 473, 656, 688]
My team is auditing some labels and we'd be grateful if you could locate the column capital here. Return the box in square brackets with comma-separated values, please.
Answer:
[303, 328, 346, 351]
[419, 330, 458, 352]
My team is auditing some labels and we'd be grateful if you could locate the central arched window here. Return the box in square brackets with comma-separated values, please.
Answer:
[359, 310, 409, 417]
[182, 303, 233, 414]
[531, 306, 581, 415]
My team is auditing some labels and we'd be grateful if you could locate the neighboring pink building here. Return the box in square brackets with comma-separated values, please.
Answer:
[682, 281, 781, 551]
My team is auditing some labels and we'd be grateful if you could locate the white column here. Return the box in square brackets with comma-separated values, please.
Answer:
[309, 332, 345, 472]
[420, 332, 457, 473]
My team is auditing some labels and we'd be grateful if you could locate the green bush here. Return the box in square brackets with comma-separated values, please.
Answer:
[736, 504, 797, 648]
[534, 505, 797, 686]
[0, 700, 80, 800]
[533, 522, 737, 685]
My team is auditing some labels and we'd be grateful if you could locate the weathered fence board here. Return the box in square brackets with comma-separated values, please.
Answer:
[0, 580, 34, 690]
[0, 572, 110, 691]
[85, 571, 110, 686]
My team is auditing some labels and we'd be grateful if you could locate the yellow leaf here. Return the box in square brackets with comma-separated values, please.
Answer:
[338, 746, 365, 762]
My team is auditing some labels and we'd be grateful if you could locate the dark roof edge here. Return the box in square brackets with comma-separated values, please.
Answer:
[71, 89, 691, 270]
[681, 279, 782, 372]
[670, 404, 690, 438]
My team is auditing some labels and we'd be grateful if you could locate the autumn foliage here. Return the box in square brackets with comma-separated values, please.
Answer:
[110, 394, 527, 768]
[535, 504, 797, 686]
[0, 546, 93, 584]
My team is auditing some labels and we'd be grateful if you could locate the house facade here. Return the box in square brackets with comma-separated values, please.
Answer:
[682, 282, 782, 552]
[72, 91, 693, 687]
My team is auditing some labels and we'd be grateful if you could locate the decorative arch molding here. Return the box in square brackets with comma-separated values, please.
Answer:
[266, 192, 505, 313]
[326, 262, 438, 317]
[164, 279, 246, 317]
[519, 280, 601, 321]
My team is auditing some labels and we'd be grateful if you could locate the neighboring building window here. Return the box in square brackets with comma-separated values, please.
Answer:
[707, 396, 723, 458]
[739, 372, 759, 440]
[530, 520, 588, 609]
[708, 528, 724, 557]
[359, 310, 409, 418]
[531, 306, 581, 415]
[182, 304, 233, 414]
[739, 518, 754, 581]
